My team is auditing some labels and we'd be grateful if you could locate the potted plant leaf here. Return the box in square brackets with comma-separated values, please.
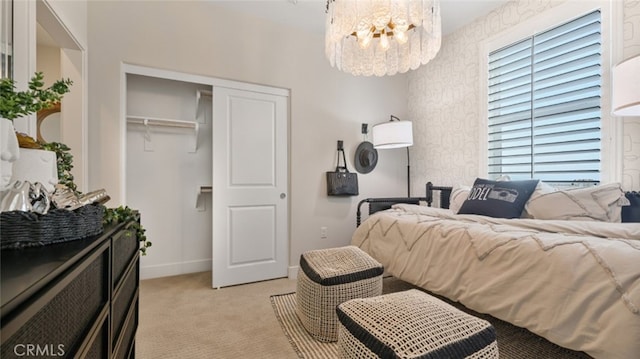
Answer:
[1, 73, 151, 254]
[0, 72, 73, 120]
[0, 72, 73, 190]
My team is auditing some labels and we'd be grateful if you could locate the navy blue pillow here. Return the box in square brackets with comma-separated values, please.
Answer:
[622, 192, 640, 223]
[458, 178, 539, 219]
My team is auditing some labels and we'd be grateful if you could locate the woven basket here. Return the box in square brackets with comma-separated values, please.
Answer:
[337, 289, 499, 359]
[296, 246, 383, 342]
[0, 204, 104, 250]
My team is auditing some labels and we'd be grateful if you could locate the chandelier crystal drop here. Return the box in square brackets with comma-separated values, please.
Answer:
[325, 0, 441, 76]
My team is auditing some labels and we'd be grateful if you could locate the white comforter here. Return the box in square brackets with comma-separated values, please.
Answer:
[352, 204, 640, 359]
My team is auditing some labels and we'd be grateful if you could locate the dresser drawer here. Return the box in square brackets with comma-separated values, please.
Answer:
[112, 259, 138, 351]
[114, 297, 138, 359]
[81, 311, 110, 359]
[0, 242, 110, 358]
[112, 224, 139, 291]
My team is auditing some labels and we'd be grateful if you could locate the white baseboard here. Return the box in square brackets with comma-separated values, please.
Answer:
[288, 265, 298, 280]
[140, 259, 211, 280]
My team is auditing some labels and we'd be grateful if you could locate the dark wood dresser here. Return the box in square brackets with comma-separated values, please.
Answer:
[0, 219, 140, 358]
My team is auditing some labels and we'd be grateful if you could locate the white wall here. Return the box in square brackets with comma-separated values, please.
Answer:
[36, 44, 61, 84]
[36, 44, 62, 142]
[43, 0, 87, 49]
[87, 1, 409, 278]
[34, 0, 88, 191]
[408, 0, 640, 190]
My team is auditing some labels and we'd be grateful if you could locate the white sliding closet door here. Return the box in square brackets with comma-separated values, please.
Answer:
[212, 85, 288, 288]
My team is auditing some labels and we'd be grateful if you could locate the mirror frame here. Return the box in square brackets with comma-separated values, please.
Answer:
[36, 102, 61, 142]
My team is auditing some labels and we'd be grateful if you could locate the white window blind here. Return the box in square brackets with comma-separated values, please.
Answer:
[487, 10, 601, 184]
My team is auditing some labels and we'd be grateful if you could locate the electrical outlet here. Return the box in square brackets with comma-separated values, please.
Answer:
[320, 226, 328, 239]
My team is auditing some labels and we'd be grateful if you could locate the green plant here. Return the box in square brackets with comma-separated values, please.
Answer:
[103, 205, 152, 255]
[40, 142, 76, 193]
[37, 141, 151, 256]
[0, 72, 73, 120]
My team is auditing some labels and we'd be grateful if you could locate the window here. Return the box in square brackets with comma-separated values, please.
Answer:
[487, 10, 601, 184]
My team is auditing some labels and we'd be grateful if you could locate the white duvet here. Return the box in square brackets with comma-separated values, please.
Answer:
[352, 204, 640, 359]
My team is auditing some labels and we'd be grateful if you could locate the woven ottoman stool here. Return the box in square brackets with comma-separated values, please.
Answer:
[337, 289, 499, 359]
[296, 245, 383, 342]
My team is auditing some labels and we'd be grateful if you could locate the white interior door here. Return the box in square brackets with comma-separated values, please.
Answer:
[212, 85, 288, 288]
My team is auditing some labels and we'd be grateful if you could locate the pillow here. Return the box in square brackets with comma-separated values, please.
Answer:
[449, 177, 512, 214]
[449, 185, 471, 213]
[521, 181, 557, 218]
[458, 178, 539, 219]
[622, 192, 640, 223]
[525, 182, 628, 222]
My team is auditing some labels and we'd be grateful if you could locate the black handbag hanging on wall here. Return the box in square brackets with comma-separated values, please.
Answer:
[327, 141, 359, 196]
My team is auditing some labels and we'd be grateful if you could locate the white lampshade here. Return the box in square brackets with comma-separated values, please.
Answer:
[612, 55, 640, 116]
[372, 121, 413, 149]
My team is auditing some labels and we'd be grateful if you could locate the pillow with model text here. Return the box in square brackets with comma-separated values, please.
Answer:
[458, 178, 539, 219]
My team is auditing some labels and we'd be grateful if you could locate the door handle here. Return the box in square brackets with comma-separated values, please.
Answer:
[280, 193, 286, 199]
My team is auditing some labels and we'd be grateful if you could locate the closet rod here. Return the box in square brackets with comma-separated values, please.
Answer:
[127, 116, 197, 129]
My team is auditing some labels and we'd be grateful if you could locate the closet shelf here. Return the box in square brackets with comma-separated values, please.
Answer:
[196, 89, 212, 119]
[196, 185, 212, 211]
[127, 115, 200, 152]
[197, 89, 212, 102]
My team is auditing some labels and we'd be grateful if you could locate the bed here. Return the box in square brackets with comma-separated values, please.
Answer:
[352, 181, 640, 359]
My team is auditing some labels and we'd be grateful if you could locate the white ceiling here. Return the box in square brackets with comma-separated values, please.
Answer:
[213, 0, 510, 36]
[37, 0, 510, 47]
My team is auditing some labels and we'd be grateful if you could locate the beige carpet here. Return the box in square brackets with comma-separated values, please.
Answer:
[137, 272, 590, 358]
[136, 271, 298, 358]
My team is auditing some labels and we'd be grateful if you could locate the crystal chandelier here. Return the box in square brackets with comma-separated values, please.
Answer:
[325, 0, 441, 76]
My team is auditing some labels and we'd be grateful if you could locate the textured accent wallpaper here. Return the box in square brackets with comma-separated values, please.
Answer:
[623, 0, 640, 189]
[408, 0, 640, 191]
